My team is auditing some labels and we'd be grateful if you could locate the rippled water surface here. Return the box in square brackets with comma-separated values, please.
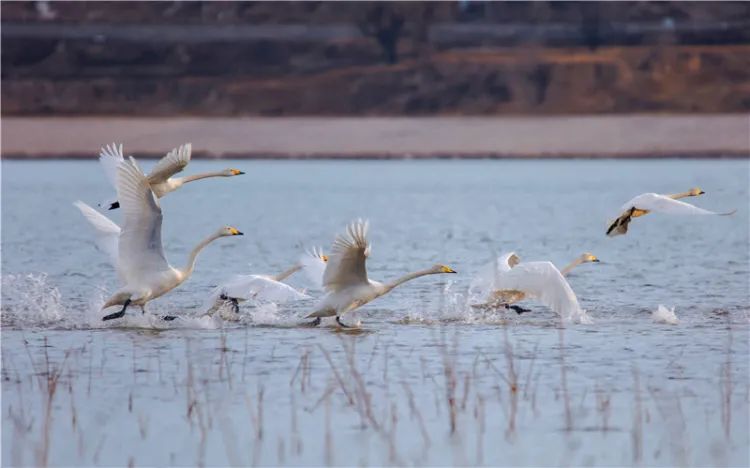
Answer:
[2, 159, 749, 466]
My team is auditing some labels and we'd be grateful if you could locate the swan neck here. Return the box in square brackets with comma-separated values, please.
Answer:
[668, 190, 693, 200]
[560, 257, 583, 276]
[385, 268, 435, 293]
[181, 171, 227, 184]
[182, 232, 222, 276]
[271, 263, 303, 282]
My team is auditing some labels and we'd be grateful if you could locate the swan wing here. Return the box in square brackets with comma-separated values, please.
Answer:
[493, 261, 584, 322]
[209, 275, 310, 304]
[323, 219, 370, 292]
[623, 193, 734, 216]
[98, 142, 125, 188]
[116, 157, 170, 281]
[147, 143, 192, 183]
[73, 200, 121, 269]
[300, 247, 327, 289]
[468, 251, 516, 302]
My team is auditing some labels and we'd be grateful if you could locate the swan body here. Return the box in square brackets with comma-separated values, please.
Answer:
[99, 143, 244, 209]
[99, 157, 243, 320]
[203, 249, 329, 314]
[470, 252, 590, 323]
[607, 188, 735, 237]
[305, 220, 456, 326]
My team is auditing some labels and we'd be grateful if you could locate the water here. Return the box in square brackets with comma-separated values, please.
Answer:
[2, 159, 748, 466]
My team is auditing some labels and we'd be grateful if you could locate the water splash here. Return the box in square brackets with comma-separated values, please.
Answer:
[652, 304, 679, 325]
[1, 273, 65, 327]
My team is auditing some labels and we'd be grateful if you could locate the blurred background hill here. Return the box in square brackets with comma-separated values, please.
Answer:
[3, 0, 750, 116]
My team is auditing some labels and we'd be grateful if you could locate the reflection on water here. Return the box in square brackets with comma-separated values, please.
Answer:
[2, 159, 748, 466]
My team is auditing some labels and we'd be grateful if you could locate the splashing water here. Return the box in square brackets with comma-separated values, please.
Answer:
[1, 273, 66, 327]
[652, 304, 679, 325]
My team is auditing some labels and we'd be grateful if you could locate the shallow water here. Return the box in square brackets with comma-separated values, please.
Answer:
[2, 159, 749, 466]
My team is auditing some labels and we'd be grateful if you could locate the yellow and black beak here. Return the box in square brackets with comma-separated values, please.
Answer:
[229, 227, 244, 236]
[699, 190, 705, 195]
[593, 258, 600, 262]
[442, 266, 458, 274]
[231, 169, 245, 176]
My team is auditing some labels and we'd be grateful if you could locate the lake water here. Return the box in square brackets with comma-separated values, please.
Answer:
[2, 159, 748, 466]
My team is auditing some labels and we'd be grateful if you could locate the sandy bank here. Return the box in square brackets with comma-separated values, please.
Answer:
[1, 114, 748, 159]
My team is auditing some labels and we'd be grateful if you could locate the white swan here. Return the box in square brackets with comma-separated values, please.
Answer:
[99, 157, 243, 321]
[99, 143, 244, 210]
[607, 188, 735, 237]
[305, 220, 456, 327]
[203, 249, 329, 315]
[469, 252, 590, 323]
[74, 200, 120, 273]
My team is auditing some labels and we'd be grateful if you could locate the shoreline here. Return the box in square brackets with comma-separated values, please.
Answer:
[2, 114, 748, 159]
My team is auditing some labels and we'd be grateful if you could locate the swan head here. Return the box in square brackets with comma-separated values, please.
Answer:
[507, 253, 520, 268]
[581, 253, 599, 263]
[431, 264, 457, 274]
[224, 168, 245, 176]
[688, 187, 705, 196]
[218, 226, 244, 237]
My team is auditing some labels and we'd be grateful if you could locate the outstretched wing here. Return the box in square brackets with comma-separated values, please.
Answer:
[322, 219, 371, 292]
[73, 200, 121, 271]
[300, 247, 328, 289]
[99, 143, 125, 188]
[627, 193, 735, 216]
[206, 274, 310, 307]
[468, 251, 517, 303]
[147, 143, 192, 183]
[117, 157, 170, 282]
[492, 261, 585, 322]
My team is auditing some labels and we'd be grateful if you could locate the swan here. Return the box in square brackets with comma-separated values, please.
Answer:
[203, 249, 329, 315]
[305, 220, 456, 327]
[98, 157, 243, 321]
[469, 252, 590, 323]
[99, 142, 244, 210]
[606, 188, 735, 237]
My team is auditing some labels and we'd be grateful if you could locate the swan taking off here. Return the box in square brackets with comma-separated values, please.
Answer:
[99, 143, 244, 210]
[606, 188, 735, 237]
[305, 220, 456, 327]
[204, 249, 329, 315]
[469, 252, 590, 323]
[97, 157, 243, 321]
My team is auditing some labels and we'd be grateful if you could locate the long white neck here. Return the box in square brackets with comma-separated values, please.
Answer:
[383, 268, 438, 294]
[560, 257, 584, 276]
[668, 190, 694, 200]
[180, 171, 228, 184]
[181, 231, 223, 276]
[271, 263, 303, 282]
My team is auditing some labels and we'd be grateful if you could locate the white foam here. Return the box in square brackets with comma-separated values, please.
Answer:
[652, 304, 679, 325]
[1, 273, 66, 327]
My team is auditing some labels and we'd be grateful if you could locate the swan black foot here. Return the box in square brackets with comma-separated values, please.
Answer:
[108, 201, 120, 210]
[336, 316, 351, 328]
[162, 315, 178, 321]
[103, 298, 130, 321]
[506, 304, 531, 315]
[220, 294, 240, 314]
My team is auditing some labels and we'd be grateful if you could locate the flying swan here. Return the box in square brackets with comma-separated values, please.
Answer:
[305, 220, 457, 327]
[99, 142, 244, 210]
[606, 188, 735, 237]
[469, 252, 591, 323]
[96, 157, 243, 321]
[203, 248, 329, 315]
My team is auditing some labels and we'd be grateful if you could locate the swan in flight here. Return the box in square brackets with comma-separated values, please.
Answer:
[606, 188, 735, 237]
[97, 157, 243, 321]
[99, 142, 244, 210]
[204, 249, 329, 315]
[469, 252, 590, 323]
[305, 220, 457, 327]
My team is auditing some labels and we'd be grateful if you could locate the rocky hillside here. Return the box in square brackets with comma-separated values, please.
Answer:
[2, 1, 749, 115]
